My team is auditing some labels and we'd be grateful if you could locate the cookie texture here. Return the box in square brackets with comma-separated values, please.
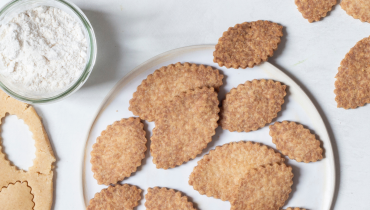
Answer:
[341, 0, 370, 22]
[230, 163, 293, 210]
[0, 90, 55, 210]
[129, 62, 224, 121]
[335, 36, 370, 109]
[87, 184, 142, 210]
[286, 208, 307, 210]
[151, 87, 219, 169]
[269, 121, 323, 163]
[295, 0, 337, 23]
[213, 20, 283, 69]
[220, 79, 286, 132]
[91, 117, 147, 185]
[188, 141, 285, 201]
[0, 182, 34, 210]
[145, 187, 196, 210]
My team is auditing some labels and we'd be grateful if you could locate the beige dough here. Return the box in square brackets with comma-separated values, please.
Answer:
[0, 90, 55, 210]
[0, 181, 34, 210]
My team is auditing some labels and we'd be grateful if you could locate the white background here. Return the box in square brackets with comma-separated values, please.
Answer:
[0, 0, 369, 209]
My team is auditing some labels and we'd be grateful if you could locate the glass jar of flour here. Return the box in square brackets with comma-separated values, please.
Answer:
[0, 0, 97, 103]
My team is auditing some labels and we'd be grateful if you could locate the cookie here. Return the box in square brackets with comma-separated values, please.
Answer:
[129, 62, 224, 121]
[230, 163, 293, 210]
[188, 141, 285, 201]
[269, 121, 323, 163]
[91, 117, 147, 185]
[0, 181, 34, 210]
[145, 187, 196, 210]
[334, 36, 370, 109]
[213, 20, 283, 69]
[0, 90, 55, 210]
[341, 0, 370, 23]
[87, 184, 142, 210]
[286, 208, 307, 210]
[295, 0, 337, 22]
[151, 87, 219, 169]
[220, 79, 286, 132]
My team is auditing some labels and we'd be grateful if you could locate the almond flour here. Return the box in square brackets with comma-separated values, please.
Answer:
[0, 6, 88, 94]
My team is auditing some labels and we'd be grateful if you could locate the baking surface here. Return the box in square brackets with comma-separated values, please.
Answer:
[0, 0, 368, 209]
[82, 46, 335, 209]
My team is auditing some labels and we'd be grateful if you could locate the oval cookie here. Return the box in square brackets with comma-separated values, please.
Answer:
[87, 184, 142, 210]
[295, 0, 337, 23]
[334, 36, 370, 109]
[145, 187, 196, 210]
[230, 163, 293, 210]
[129, 62, 223, 122]
[269, 121, 323, 163]
[286, 208, 307, 210]
[151, 87, 219, 169]
[213, 20, 283, 69]
[188, 141, 285, 201]
[0, 182, 34, 210]
[220, 79, 286, 132]
[341, 0, 370, 23]
[91, 117, 147, 185]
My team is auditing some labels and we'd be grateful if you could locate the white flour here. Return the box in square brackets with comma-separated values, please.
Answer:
[0, 6, 88, 94]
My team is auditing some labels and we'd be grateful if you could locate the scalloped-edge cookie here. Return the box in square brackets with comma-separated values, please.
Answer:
[335, 36, 370, 109]
[151, 87, 219, 169]
[0, 90, 55, 210]
[295, 0, 337, 23]
[91, 117, 147, 185]
[220, 79, 286, 132]
[213, 20, 283, 69]
[188, 141, 285, 201]
[286, 208, 307, 210]
[269, 121, 323, 163]
[145, 187, 196, 210]
[341, 0, 370, 23]
[87, 184, 142, 210]
[0, 181, 34, 210]
[230, 163, 293, 210]
[129, 62, 224, 122]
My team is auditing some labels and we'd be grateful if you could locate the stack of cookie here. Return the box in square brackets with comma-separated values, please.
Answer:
[87, 21, 323, 210]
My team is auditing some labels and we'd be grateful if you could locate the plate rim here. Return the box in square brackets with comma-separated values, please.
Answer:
[79, 44, 336, 209]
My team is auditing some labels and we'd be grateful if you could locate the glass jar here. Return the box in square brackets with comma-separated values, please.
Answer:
[0, 0, 97, 103]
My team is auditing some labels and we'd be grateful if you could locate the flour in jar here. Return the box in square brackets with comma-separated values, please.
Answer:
[0, 6, 88, 94]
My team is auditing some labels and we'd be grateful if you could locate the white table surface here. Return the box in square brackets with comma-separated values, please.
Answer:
[0, 0, 369, 209]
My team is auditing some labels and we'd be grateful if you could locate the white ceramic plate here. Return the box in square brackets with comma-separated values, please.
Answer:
[81, 45, 335, 210]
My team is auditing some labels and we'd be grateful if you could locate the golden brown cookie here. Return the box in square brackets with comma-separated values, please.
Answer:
[269, 121, 323, 163]
[188, 141, 285, 201]
[295, 0, 337, 23]
[0, 90, 55, 210]
[129, 62, 224, 122]
[230, 163, 293, 210]
[334, 36, 370, 109]
[341, 0, 370, 22]
[286, 208, 307, 210]
[151, 87, 219, 169]
[213, 20, 283, 69]
[87, 184, 142, 210]
[220, 79, 286, 132]
[0, 182, 34, 210]
[145, 187, 196, 210]
[91, 117, 147, 185]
